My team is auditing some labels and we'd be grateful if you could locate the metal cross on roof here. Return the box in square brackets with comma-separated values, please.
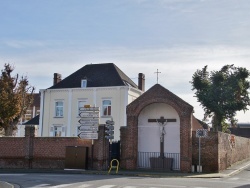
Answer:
[154, 69, 161, 84]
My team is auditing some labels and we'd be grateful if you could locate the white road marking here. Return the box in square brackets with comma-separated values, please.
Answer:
[0, 174, 26, 176]
[96, 185, 116, 188]
[228, 177, 240, 180]
[75, 185, 91, 188]
[43, 184, 92, 188]
[145, 185, 186, 188]
[29, 184, 51, 187]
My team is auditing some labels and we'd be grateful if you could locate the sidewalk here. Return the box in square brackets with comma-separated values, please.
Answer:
[187, 159, 250, 178]
[1, 160, 250, 188]
[0, 181, 14, 188]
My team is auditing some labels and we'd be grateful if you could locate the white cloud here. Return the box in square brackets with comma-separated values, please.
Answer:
[3, 39, 47, 49]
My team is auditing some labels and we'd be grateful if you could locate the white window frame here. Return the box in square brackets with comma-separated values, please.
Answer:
[55, 101, 64, 117]
[50, 125, 66, 137]
[102, 99, 112, 116]
[81, 79, 87, 88]
[36, 110, 40, 116]
[24, 114, 32, 122]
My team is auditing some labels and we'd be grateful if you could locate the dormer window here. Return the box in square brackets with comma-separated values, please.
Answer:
[81, 79, 87, 88]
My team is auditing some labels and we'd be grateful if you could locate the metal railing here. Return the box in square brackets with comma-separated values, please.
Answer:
[137, 152, 180, 171]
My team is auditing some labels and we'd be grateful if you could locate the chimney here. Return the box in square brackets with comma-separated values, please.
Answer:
[53, 73, 62, 85]
[138, 73, 145, 92]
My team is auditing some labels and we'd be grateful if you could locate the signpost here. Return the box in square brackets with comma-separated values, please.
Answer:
[78, 105, 100, 170]
[78, 105, 100, 140]
[196, 129, 208, 173]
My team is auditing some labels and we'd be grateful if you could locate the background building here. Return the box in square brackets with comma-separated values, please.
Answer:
[39, 63, 144, 141]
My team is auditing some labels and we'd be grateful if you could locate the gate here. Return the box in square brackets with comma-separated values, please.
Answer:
[65, 146, 88, 169]
[137, 152, 180, 171]
[111, 141, 120, 160]
[107, 141, 120, 166]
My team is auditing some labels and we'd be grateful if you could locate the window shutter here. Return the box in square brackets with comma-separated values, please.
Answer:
[49, 127, 54, 137]
[61, 127, 66, 137]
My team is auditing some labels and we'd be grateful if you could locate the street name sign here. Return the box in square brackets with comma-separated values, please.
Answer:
[78, 125, 98, 132]
[79, 107, 99, 112]
[79, 112, 99, 118]
[78, 118, 99, 125]
[78, 132, 98, 139]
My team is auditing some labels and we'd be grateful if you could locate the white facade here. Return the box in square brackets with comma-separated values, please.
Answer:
[138, 103, 180, 153]
[39, 86, 142, 140]
[138, 103, 180, 169]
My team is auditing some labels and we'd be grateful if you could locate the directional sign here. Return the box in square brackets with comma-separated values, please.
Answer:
[106, 125, 114, 130]
[78, 132, 98, 139]
[78, 118, 99, 125]
[79, 112, 99, 118]
[105, 135, 114, 140]
[106, 120, 115, 125]
[78, 125, 98, 132]
[105, 130, 114, 135]
[79, 107, 99, 112]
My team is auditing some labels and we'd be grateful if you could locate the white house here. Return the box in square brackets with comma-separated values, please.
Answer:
[39, 63, 145, 140]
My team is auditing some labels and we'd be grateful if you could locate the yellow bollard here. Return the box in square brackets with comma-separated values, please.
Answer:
[108, 159, 119, 174]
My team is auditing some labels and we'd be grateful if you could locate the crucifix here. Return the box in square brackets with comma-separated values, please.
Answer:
[148, 116, 176, 158]
[154, 69, 161, 84]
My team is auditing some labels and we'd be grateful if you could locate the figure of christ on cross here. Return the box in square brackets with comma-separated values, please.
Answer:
[148, 116, 176, 158]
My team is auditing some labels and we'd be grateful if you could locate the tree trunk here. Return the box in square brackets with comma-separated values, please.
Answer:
[4, 126, 14, 136]
[213, 114, 223, 132]
[0, 126, 5, 136]
[3, 122, 18, 136]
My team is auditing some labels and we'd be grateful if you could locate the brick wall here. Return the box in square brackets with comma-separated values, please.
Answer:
[192, 131, 250, 173]
[31, 137, 92, 169]
[192, 131, 219, 172]
[218, 132, 250, 171]
[0, 125, 110, 170]
[0, 137, 26, 168]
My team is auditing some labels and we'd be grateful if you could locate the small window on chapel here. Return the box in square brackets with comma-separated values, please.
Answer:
[81, 79, 87, 88]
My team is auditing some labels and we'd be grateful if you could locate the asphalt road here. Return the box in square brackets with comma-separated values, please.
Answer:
[1, 166, 250, 188]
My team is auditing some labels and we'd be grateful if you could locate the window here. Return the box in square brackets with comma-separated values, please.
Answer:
[24, 114, 31, 122]
[54, 126, 62, 137]
[55, 101, 63, 117]
[36, 110, 40, 116]
[22, 109, 32, 122]
[81, 79, 87, 88]
[50, 125, 65, 137]
[102, 99, 111, 116]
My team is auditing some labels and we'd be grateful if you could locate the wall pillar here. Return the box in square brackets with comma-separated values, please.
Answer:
[24, 125, 35, 169]
[120, 115, 138, 169]
[92, 125, 109, 170]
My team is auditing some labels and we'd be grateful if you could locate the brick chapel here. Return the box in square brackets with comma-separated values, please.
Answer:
[120, 84, 202, 172]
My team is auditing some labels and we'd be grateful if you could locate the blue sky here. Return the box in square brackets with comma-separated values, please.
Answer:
[1, 0, 250, 123]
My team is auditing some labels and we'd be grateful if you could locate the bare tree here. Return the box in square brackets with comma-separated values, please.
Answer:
[0, 64, 35, 136]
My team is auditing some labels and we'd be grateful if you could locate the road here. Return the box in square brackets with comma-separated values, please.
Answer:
[0, 167, 250, 188]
